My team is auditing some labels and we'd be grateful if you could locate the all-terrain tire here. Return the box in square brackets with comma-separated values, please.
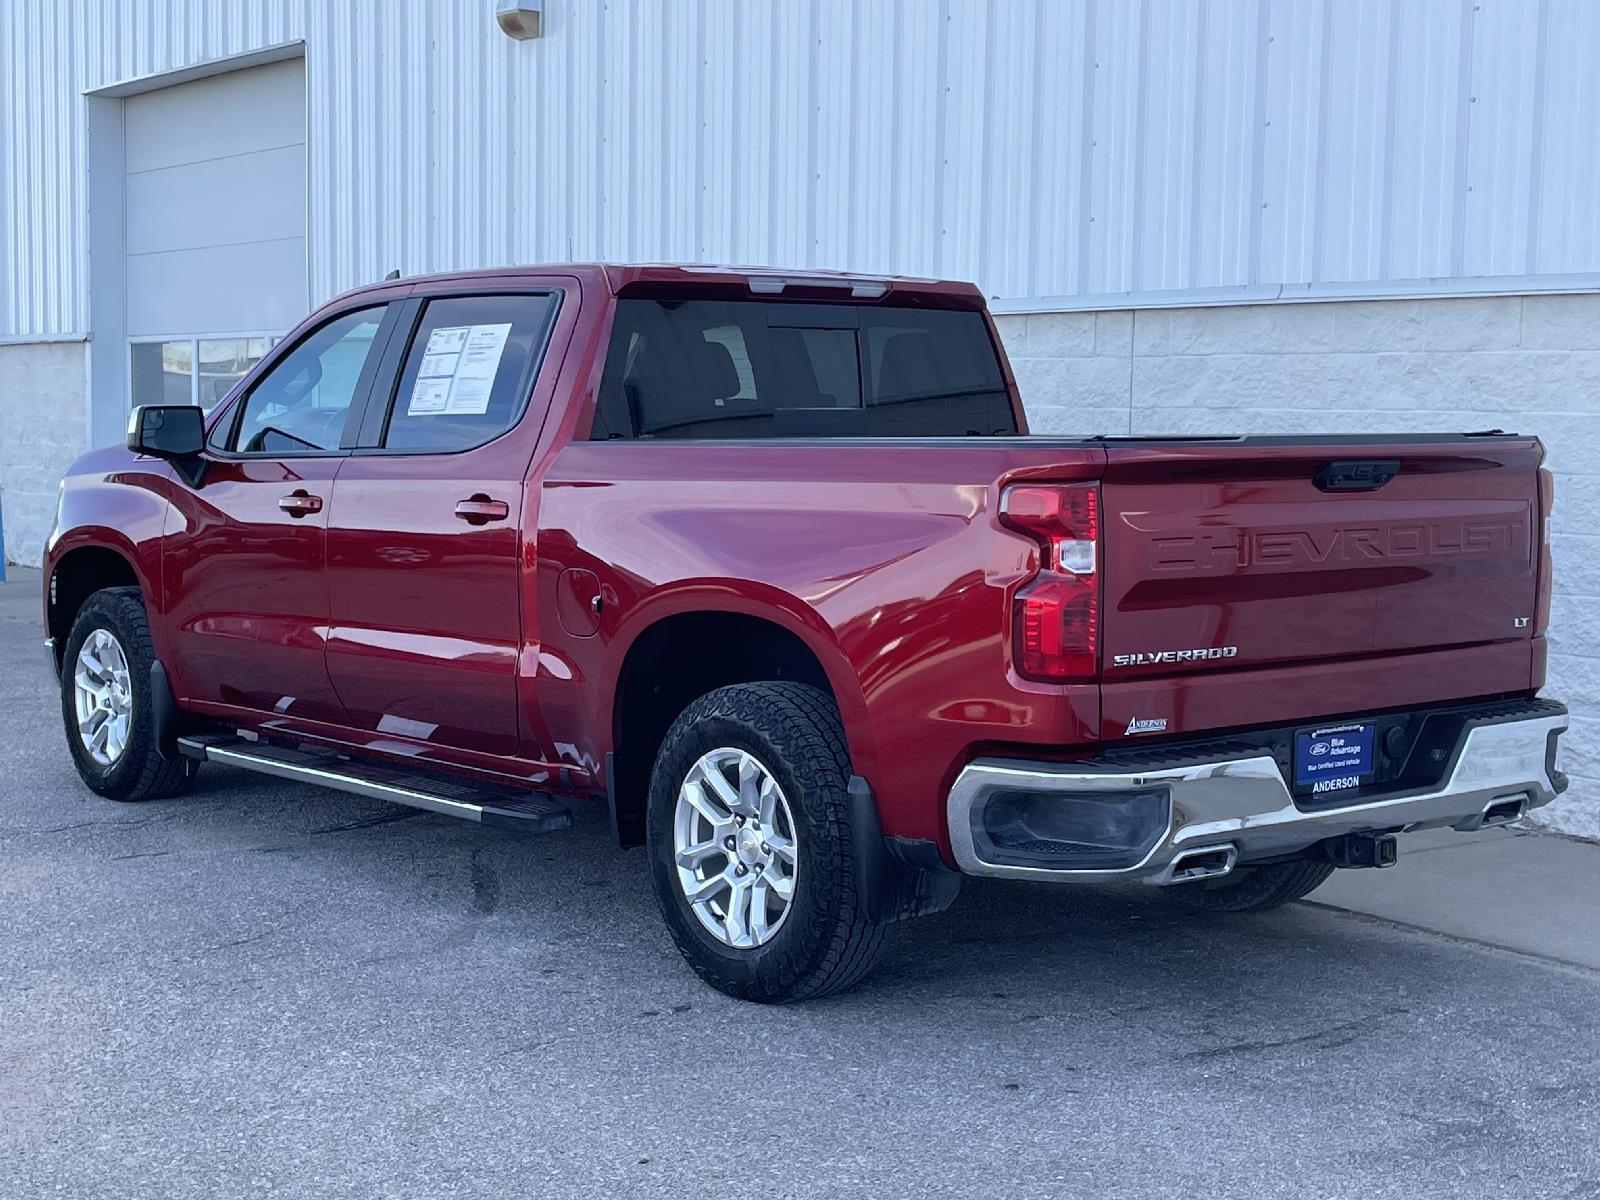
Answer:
[646, 682, 888, 1003]
[1167, 858, 1336, 913]
[59, 587, 195, 803]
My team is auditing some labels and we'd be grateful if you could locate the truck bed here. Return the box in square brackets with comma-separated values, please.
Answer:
[541, 429, 1546, 844]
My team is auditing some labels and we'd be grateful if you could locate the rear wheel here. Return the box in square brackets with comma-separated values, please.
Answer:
[646, 682, 888, 1003]
[59, 587, 194, 803]
[1166, 858, 1335, 913]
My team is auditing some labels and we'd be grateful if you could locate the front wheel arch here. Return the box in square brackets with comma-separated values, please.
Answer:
[59, 587, 194, 803]
[47, 544, 141, 664]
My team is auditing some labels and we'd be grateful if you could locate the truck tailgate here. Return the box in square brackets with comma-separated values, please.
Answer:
[1097, 437, 1544, 742]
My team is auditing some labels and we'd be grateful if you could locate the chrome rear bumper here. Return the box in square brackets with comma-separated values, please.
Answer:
[946, 705, 1568, 884]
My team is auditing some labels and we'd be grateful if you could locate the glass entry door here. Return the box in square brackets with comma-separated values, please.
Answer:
[130, 334, 276, 413]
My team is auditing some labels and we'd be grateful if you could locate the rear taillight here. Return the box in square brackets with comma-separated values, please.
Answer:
[1001, 483, 1099, 681]
[1536, 467, 1554, 636]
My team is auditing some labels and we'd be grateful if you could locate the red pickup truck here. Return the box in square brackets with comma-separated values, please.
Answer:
[44, 264, 1568, 1002]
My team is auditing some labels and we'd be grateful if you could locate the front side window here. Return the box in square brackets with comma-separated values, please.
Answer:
[219, 307, 385, 455]
[380, 293, 558, 453]
[589, 299, 1016, 440]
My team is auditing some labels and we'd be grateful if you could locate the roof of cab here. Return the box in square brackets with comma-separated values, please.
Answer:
[335, 263, 984, 306]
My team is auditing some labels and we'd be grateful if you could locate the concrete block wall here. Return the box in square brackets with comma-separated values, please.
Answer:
[0, 341, 87, 567]
[996, 293, 1600, 839]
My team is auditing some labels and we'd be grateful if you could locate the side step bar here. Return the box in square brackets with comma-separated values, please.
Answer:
[177, 734, 572, 832]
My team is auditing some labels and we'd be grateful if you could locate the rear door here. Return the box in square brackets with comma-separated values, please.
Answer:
[1097, 437, 1543, 740]
[323, 285, 568, 758]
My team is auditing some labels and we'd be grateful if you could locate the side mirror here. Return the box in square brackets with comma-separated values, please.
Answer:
[127, 405, 205, 458]
[127, 405, 207, 485]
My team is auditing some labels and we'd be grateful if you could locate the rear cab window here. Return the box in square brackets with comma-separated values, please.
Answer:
[590, 299, 1016, 440]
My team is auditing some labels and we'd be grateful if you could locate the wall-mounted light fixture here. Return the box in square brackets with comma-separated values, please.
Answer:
[496, 0, 543, 40]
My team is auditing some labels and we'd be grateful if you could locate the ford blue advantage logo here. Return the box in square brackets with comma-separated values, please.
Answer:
[1295, 723, 1376, 790]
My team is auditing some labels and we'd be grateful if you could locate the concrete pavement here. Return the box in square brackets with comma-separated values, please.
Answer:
[1316, 824, 1600, 971]
[3, 565, 1598, 1200]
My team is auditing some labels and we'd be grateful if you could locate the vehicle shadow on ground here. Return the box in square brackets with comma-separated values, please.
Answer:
[68, 762, 1429, 1027]
[4, 637, 1447, 1037]
[10, 745, 1560, 1116]
[8, 647, 1414, 1024]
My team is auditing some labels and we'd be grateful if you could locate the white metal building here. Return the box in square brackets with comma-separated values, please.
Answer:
[1, 0, 1597, 834]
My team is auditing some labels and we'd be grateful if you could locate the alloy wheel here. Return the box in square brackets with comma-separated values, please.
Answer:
[672, 748, 799, 949]
[73, 628, 133, 767]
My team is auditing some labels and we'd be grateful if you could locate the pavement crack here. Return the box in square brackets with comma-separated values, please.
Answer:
[1179, 1011, 1397, 1062]
[470, 847, 502, 914]
[184, 926, 284, 960]
[336, 925, 478, 974]
[496, 1038, 553, 1060]
[14, 815, 168, 835]
[307, 809, 426, 835]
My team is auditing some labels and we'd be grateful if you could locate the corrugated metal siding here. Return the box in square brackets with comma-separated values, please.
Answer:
[4, 0, 81, 336]
[2, 0, 308, 337]
[7, 0, 1600, 338]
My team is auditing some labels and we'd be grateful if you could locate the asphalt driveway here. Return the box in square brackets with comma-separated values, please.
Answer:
[3, 567, 1597, 1200]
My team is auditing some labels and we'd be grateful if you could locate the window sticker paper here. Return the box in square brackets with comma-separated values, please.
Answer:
[407, 376, 452, 415]
[443, 323, 511, 415]
[406, 323, 511, 416]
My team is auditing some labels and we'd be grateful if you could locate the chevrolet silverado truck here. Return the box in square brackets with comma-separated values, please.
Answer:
[44, 264, 1568, 1002]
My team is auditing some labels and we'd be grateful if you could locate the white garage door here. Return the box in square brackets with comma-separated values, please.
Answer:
[125, 57, 307, 410]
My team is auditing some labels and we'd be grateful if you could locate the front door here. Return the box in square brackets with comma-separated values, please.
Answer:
[162, 302, 397, 723]
[324, 288, 565, 758]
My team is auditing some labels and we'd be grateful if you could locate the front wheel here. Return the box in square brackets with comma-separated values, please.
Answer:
[646, 682, 888, 1003]
[59, 587, 194, 803]
[1166, 858, 1335, 913]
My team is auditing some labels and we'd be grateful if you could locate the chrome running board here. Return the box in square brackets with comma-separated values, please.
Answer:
[177, 734, 572, 832]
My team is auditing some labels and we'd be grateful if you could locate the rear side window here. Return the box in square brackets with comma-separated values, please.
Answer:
[590, 299, 1016, 440]
[381, 293, 558, 452]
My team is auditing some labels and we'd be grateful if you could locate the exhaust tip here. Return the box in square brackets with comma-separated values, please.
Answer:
[1481, 795, 1527, 828]
[1454, 792, 1531, 832]
[1167, 844, 1237, 884]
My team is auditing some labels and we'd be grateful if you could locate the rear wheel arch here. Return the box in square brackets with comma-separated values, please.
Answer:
[645, 680, 889, 1001]
[607, 607, 869, 846]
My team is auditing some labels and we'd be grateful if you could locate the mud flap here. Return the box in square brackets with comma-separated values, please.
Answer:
[848, 776, 961, 924]
[149, 661, 181, 761]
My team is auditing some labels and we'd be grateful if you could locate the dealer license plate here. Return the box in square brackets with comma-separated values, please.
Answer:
[1294, 722, 1376, 798]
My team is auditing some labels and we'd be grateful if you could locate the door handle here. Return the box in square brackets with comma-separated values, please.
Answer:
[278, 490, 323, 517]
[454, 495, 510, 525]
